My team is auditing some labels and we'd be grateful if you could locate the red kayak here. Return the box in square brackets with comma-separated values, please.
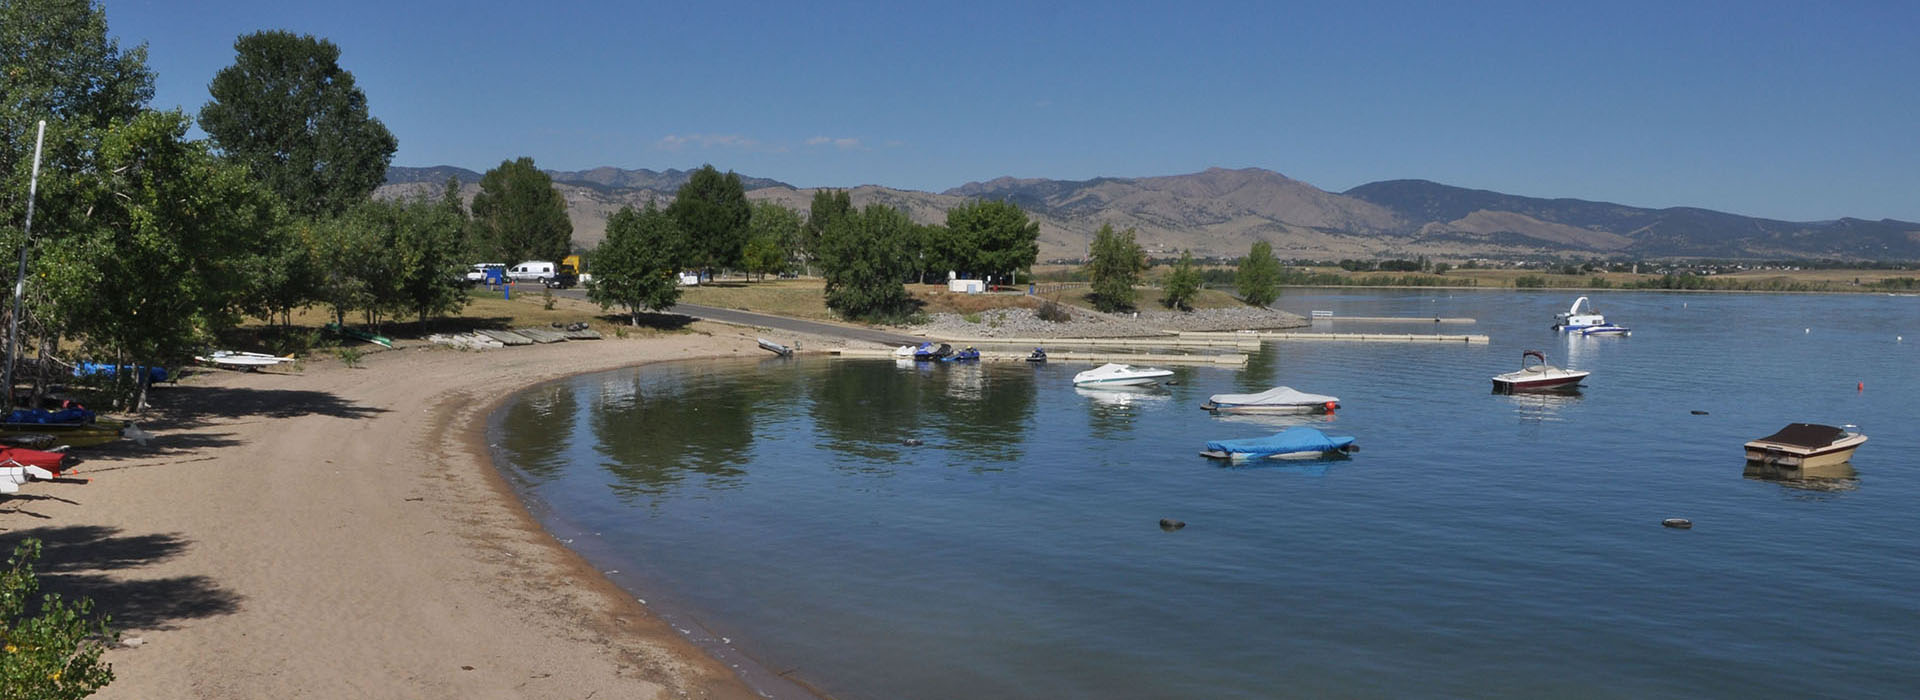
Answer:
[0, 445, 71, 473]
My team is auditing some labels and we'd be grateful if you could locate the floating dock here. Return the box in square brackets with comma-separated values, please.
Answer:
[1309, 316, 1476, 324]
[931, 336, 1261, 351]
[833, 347, 1246, 366]
[1178, 330, 1489, 344]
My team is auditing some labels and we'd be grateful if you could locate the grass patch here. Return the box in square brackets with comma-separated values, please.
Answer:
[680, 278, 838, 322]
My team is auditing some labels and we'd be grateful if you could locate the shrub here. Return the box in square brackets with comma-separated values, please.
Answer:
[1, 540, 116, 699]
[1036, 301, 1071, 323]
[337, 346, 364, 368]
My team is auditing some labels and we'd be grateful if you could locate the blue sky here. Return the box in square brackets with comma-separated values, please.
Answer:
[107, 0, 1918, 222]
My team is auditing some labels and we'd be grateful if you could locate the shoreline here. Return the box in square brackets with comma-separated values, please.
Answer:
[1, 323, 806, 699]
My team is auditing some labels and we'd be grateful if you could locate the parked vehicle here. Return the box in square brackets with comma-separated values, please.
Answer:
[508, 261, 575, 287]
[466, 263, 506, 285]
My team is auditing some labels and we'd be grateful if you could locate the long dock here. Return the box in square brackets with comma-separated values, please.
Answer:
[1178, 330, 1489, 344]
[1310, 316, 1476, 324]
[833, 347, 1246, 366]
[930, 336, 1261, 351]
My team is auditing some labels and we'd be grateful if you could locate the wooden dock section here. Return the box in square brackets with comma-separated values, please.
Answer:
[932, 336, 1260, 351]
[1178, 330, 1489, 344]
[1312, 316, 1476, 324]
[833, 347, 1246, 366]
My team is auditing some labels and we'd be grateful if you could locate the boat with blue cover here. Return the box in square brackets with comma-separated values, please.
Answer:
[1200, 427, 1358, 461]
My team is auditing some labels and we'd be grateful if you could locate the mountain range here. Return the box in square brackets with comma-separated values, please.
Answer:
[378, 166, 1920, 261]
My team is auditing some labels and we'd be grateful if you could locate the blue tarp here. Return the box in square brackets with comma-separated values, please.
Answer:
[74, 362, 168, 384]
[1205, 427, 1354, 457]
[5, 407, 95, 425]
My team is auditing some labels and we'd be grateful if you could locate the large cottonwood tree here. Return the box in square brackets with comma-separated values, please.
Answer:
[199, 30, 396, 218]
[470, 157, 572, 264]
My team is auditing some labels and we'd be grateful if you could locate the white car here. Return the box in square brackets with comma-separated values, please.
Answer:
[465, 263, 505, 284]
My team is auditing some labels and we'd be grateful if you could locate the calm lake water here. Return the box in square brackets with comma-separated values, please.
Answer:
[491, 290, 1919, 699]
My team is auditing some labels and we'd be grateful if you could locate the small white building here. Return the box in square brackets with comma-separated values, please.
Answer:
[947, 279, 985, 294]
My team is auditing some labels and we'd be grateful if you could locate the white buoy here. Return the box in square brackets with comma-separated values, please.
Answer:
[1805, 328, 1810, 334]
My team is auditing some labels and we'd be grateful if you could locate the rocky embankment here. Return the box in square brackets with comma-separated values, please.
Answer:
[906, 306, 1308, 339]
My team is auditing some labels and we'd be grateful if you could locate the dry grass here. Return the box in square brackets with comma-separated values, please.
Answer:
[679, 278, 838, 322]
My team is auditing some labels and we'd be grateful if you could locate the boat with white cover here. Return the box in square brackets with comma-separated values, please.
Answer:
[195, 350, 297, 368]
[1201, 386, 1340, 414]
[1491, 350, 1589, 393]
[1072, 363, 1173, 387]
[1744, 423, 1867, 469]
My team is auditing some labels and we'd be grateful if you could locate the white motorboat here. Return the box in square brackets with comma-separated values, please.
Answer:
[1580, 324, 1631, 336]
[757, 338, 794, 356]
[1553, 296, 1628, 334]
[1491, 350, 1589, 393]
[1744, 423, 1867, 469]
[1201, 386, 1340, 414]
[1072, 363, 1173, 387]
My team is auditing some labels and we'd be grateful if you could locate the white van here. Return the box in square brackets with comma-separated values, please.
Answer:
[508, 261, 556, 282]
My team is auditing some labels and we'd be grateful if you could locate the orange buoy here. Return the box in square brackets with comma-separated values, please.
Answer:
[1858, 382, 1864, 392]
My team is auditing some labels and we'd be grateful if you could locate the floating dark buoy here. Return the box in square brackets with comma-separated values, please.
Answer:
[902, 438, 923, 446]
[1165, 380, 1180, 386]
[1690, 410, 1709, 415]
[1662, 518, 1693, 529]
[1159, 518, 1186, 531]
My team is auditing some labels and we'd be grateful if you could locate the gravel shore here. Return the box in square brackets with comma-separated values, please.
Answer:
[905, 305, 1309, 339]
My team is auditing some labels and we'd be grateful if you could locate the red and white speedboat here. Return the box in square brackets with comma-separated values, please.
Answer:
[1491, 350, 1588, 393]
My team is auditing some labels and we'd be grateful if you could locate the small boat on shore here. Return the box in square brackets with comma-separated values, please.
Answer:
[1073, 363, 1172, 387]
[1491, 350, 1588, 393]
[197, 350, 298, 368]
[913, 343, 953, 361]
[1202, 386, 1340, 414]
[756, 338, 794, 357]
[1200, 427, 1357, 461]
[942, 347, 980, 362]
[1744, 423, 1867, 469]
[0, 445, 72, 473]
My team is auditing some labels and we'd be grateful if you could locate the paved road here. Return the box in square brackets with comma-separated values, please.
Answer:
[550, 288, 924, 346]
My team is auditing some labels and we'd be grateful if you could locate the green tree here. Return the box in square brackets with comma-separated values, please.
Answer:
[1161, 249, 1202, 311]
[944, 200, 1039, 285]
[40, 110, 279, 407]
[358, 198, 467, 324]
[1, 0, 156, 399]
[469, 157, 571, 264]
[439, 175, 474, 259]
[801, 189, 852, 275]
[198, 30, 396, 218]
[1, 539, 116, 700]
[817, 204, 914, 321]
[587, 203, 683, 324]
[667, 165, 750, 278]
[1236, 239, 1280, 307]
[1085, 224, 1145, 312]
[745, 201, 801, 280]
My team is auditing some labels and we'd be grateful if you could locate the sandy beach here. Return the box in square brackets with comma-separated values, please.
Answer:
[0, 323, 791, 699]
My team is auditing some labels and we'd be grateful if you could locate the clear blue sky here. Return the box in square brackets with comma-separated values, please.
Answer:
[107, 0, 1919, 222]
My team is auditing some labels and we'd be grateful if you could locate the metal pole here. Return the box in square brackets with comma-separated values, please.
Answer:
[4, 120, 46, 405]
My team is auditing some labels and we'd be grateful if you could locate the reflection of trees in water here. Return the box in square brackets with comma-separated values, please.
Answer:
[808, 362, 929, 472]
[498, 383, 579, 479]
[927, 365, 1035, 467]
[589, 368, 754, 500]
[809, 361, 1038, 472]
[1240, 343, 1281, 388]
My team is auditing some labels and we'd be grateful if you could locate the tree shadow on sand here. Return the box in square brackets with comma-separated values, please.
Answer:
[135, 384, 388, 429]
[596, 311, 696, 331]
[0, 525, 241, 631]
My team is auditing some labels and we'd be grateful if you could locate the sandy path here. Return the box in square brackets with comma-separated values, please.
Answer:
[1, 325, 786, 699]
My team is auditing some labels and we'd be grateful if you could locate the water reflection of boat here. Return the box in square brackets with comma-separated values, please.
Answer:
[1744, 423, 1867, 469]
[1743, 460, 1859, 492]
[1210, 412, 1337, 429]
[1497, 389, 1580, 423]
[1074, 385, 1169, 406]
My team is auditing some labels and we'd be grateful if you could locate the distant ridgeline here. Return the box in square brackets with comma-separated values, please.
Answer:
[380, 165, 1920, 262]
